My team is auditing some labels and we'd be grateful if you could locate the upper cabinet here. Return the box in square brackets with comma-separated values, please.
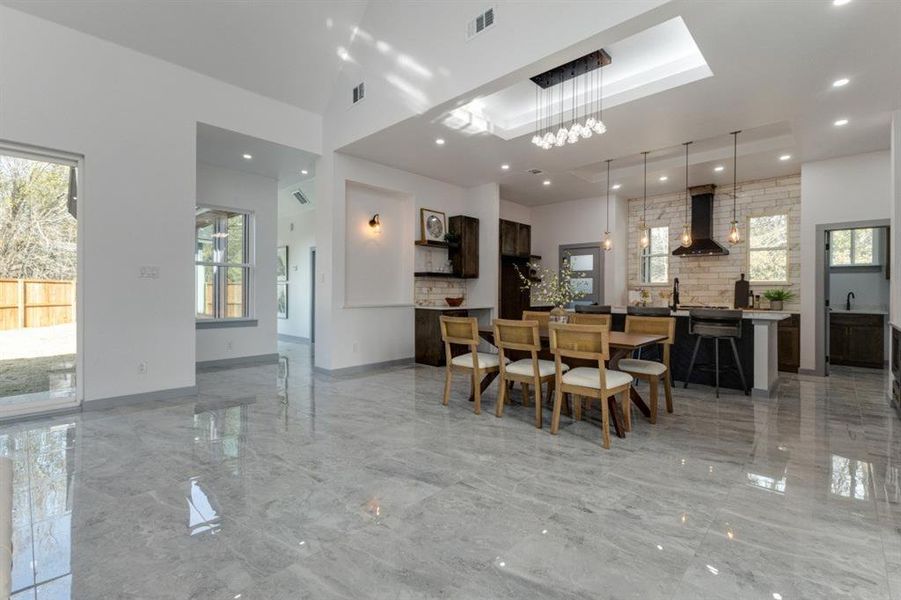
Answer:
[500, 219, 531, 258]
[448, 215, 479, 278]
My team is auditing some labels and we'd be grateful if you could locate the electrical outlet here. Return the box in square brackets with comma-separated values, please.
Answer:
[226, 340, 233, 351]
[319, 272, 325, 284]
[352, 341, 360, 353]
[138, 266, 160, 279]
[137, 361, 148, 375]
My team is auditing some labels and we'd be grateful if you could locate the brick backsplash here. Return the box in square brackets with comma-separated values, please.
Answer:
[628, 174, 801, 311]
[414, 277, 466, 306]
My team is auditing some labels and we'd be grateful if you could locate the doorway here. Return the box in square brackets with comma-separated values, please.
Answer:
[0, 143, 82, 417]
[559, 243, 604, 306]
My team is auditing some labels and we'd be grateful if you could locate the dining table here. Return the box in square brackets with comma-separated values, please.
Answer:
[475, 325, 668, 438]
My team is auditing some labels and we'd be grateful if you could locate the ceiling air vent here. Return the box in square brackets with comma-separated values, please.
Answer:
[293, 189, 310, 205]
[352, 82, 365, 104]
[467, 6, 495, 40]
[527, 168, 542, 175]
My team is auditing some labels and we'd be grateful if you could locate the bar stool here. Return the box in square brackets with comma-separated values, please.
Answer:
[575, 304, 612, 314]
[627, 306, 672, 316]
[683, 309, 749, 398]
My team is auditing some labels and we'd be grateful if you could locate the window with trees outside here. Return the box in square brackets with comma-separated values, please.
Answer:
[195, 208, 252, 320]
[748, 214, 788, 283]
[640, 226, 669, 284]
[830, 228, 877, 266]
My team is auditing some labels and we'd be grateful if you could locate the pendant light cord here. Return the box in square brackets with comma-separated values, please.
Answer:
[683, 141, 692, 223]
[642, 151, 649, 224]
[731, 130, 741, 218]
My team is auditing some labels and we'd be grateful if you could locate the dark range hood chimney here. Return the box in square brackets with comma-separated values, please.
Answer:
[672, 184, 729, 256]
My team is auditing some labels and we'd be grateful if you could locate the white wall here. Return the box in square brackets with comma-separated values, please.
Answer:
[277, 196, 315, 341]
[0, 6, 320, 402]
[800, 151, 891, 372]
[891, 112, 901, 327]
[195, 164, 278, 363]
[465, 184, 501, 314]
[499, 199, 532, 225]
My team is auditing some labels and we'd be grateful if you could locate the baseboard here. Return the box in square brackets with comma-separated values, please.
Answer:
[196, 353, 280, 370]
[83, 385, 198, 411]
[797, 368, 825, 377]
[752, 387, 775, 399]
[0, 402, 81, 424]
[278, 334, 310, 344]
[314, 357, 414, 377]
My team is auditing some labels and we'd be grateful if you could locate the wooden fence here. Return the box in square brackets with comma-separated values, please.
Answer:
[203, 282, 245, 318]
[0, 279, 76, 330]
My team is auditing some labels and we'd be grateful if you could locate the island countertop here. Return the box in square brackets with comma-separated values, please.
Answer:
[607, 306, 793, 321]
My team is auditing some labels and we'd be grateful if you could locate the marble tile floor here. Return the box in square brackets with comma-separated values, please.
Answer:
[1, 340, 900, 599]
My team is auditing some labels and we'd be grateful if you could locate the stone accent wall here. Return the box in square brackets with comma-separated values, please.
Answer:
[627, 174, 801, 311]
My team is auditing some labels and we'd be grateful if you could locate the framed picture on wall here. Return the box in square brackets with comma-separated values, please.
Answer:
[277, 283, 288, 319]
[277, 246, 289, 282]
[420, 208, 447, 243]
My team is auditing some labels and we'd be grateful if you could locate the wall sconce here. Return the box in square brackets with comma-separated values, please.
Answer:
[368, 213, 381, 234]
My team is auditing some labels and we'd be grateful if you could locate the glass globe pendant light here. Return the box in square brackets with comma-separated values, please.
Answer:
[727, 130, 742, 245]
[639, 151, 650, 249]
[680, 141, 693, 247]
[603, 158, 614, 251]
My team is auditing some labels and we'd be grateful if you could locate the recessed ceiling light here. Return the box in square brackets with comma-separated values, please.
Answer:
[301, 169, 308, 175]
[501, 164, 510, 170]
[779, 154, 792, 161]
[435, 138, 445, 145]
[542, 180, 551, 186]
[833, 0, 851, 5]
[834, 118, 849, 127]
[611, 184, 621, 190]
[659, 176, 668, 182]
[242, 153, 252, 160]
[714, 165, 724, 172]
[832, 77, 849, 87]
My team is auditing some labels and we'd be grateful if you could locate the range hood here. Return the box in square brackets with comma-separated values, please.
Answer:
[672, 184, 729, 256]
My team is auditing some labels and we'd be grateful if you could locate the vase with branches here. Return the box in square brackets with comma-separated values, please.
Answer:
[515, 259, 586, 322]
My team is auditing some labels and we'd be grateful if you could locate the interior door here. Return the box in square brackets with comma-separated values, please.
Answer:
[559, 244, 603, 306]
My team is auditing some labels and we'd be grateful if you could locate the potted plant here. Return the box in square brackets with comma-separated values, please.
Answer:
[763, 288, 795, 311]
[515, 259, 585, 322]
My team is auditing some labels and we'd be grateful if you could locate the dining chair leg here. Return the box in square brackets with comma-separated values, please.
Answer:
[621, 389, 632, 432]
[573, 394, 582, 421]
[442, 366, 452, 406]
[472, 369, 482, 414]
[521, 382, 530, 407]
[600, 392, 611, 449]
[648, 377, 659, 424]
[663, 372, 674, 413]
[495, 375, 507, 418]
[550, 386, 564, 434]
[533, 376, 542, 429]
[544, 380, 553, 408]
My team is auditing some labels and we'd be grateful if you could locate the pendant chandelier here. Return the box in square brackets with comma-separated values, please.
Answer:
[603, 159, 613, 251]
[639, 151, 650, 249]
[728, 130, 742, 245]
[680, 141, 693, 247]
[530, 50, 609, 150]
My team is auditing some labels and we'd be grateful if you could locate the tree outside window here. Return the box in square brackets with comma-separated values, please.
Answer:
[830, 228, 876, 266]
[748, 214, 788, 283]
[195, 208, 252, 319]
[640, 226, 669, 284]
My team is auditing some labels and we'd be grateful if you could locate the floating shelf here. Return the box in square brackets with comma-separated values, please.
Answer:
[414, 240, 449, 248]
[414, 272, 460, 278]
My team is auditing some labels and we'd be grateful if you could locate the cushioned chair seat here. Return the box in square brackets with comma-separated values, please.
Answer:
[451, 352, 505, 369]
[562, 367, 632, 389]
[618, 358, 667, 377]
[505, 358, 568, 377]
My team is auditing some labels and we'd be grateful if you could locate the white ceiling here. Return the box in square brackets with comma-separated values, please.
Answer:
[339, 0, 901, 205]
[0, 0, 369, 113]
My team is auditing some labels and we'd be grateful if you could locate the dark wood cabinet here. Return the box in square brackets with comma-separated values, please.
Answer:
[499, 219, 519, 257]
[829, 312, 884, 369]
[516, 223, 531, 257]
[448, 215, 479, 278]
[415, 308, 469, 366]
[498, 218, 533, 319]
[777, 314, 800, 373]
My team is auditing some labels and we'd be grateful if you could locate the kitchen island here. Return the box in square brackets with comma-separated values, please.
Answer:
[609, 307, 791, 397]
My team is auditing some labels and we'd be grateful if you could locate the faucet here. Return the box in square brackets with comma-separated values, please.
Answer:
[846, 291, 855, 311]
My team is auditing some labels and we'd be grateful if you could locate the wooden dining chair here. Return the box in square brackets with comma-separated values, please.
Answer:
[493, 319, 568, 429]
[617, 316, 676, 423]
[569, 313, 612, 329]
[521, 310, 551, 328]
[439, 315, 503, 414]
[548, 323, 633, 449]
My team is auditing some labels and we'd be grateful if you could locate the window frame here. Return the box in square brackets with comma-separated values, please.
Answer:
[747, 213, 789, 285]
[829, 227, 879, 268]
[194, 205, 255, 322]
[639, 225, 670, 286]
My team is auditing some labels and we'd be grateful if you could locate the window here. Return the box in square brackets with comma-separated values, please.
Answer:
[748, 214, 788, 283]
[830, 228, 877, 266]
[639, 226, 669, 284]
[195, 208, 252, 319]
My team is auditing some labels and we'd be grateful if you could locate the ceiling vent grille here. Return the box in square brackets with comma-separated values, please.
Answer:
[293, 189, 310, 205]
[527, 168, 543, 175]
[467, 7, 495, 40]
[352, 82, 365, 104]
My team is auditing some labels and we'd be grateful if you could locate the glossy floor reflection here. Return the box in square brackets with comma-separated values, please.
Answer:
[1, 341, 900, 599]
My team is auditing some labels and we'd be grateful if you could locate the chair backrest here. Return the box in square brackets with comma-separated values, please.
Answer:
[575, 304, 612, 314]
[439, 315, 479, 347]
[522, 310, 550, 328]
[493, 319, 540, 352]
[627, 306, 672, 316]
[569, 313, 612, 330]
[624, 315, 675, 345]
[548, 323, 609, 362]
[688, 309, 742, 338]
